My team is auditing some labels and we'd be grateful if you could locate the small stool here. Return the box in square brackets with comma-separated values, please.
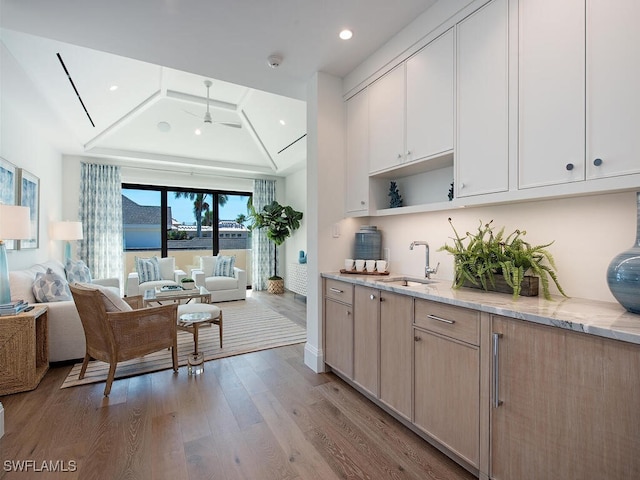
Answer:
[177, 304, 223, 352]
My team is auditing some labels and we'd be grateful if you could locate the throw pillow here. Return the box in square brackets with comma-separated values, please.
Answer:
[200, 256, 217, 277]
[33, 268, 72, 302]
[135, 256, 161, 283]
[73, 282, 132, 312]
[65, 259, 92, 283]
[157, 256, 176, 280]
[214, 255, 236, 277]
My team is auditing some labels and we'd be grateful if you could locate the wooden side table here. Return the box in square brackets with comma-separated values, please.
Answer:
[0, 306, 49, 396]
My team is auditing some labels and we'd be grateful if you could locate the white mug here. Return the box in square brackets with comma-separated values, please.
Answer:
[376, 260, 388, 273]
[344, 259, 354, 271]
[365, 260, 377, 272]
[355, 259, 365, 272]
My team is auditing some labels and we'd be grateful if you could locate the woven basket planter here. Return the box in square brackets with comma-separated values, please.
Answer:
[267, 278, 285, 295]
[462, 275, 539, 297]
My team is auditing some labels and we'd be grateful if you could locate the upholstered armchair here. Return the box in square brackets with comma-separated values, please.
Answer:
[190, 255, 247, 302]
[70, 283, 178, 396]
[126, 256, 186, 297]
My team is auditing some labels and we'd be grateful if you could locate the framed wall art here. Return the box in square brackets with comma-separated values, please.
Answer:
[18, 169, 39, 249]
[0, 157, 18, 250]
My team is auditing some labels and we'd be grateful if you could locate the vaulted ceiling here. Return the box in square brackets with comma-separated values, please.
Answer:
[0, 0, 438, 177]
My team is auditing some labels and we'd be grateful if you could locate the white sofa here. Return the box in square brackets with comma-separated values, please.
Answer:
[126, 256, 186, 297]
[190, 255, 247, 302]
[9, 260, 119, 362]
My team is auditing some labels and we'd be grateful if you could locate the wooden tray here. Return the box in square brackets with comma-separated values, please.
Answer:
[340, 269, 390, 276]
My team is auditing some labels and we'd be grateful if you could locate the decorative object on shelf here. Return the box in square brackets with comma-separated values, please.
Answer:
[180, 277, 196, 290]
[298, 250, 307, 264]
[607, 192, 640, 313]
[50, 221, 83, 262]
[354, 226, 382, 261]
[388, 181, 403, 208]
[439, 218, 567, 300]
[248, 200, 303, 294]
[0, 205, 31, 304]
[17, 169, 39, 249]
[448, 181, 454, 201]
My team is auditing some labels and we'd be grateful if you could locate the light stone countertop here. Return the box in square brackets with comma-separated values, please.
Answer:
[321, 272, 640, 346]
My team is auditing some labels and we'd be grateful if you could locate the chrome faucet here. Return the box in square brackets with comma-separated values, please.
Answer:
[410, 241, 439, 278]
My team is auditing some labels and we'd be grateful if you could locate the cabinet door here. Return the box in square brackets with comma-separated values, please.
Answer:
[406, 28, 454, 162]
[346, 89, 370, 214]
[518, 0, 585, 188]
[379, 291, 413, 419]
[587, 0, 640, 179]
[456, 0, 509, 198]
[353, 285, 380, 396]
[414, 328, 480, 468]
[324, 298, 353, 378]
[369, 65, 405, 174]
[491, 316, 640, 479]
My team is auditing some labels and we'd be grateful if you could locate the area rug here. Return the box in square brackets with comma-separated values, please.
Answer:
[61, 297, 306, 389]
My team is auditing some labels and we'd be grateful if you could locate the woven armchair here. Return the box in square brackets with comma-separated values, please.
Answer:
[70, 284, 178, 396]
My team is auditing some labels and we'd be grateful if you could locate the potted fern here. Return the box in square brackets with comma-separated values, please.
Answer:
[249, 200, 303, 294]
[439, 218, 567, 300]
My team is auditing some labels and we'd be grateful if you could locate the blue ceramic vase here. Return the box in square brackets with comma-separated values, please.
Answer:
[607, 192, 640, 314]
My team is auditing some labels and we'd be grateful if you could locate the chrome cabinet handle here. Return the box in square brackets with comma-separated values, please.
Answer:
[370, 294, 376, 300]
[593, 158, 603, 166]
[493, 333, 503, 408]
[566, 163, 574, 171]
[427, 314, 455, 325]
[330, 288, 343, 294]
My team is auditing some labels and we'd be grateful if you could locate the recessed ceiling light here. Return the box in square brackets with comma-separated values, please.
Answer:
[279, 120, 286, 126]
[109, 85, 118, 91]
[339, 29, 353, 40]
[157, 121, 171, 133]
[195, 128, 202, 136]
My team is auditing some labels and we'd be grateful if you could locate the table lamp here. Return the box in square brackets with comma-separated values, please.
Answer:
[0, 205, 31, 304]
[51, 221, 83, 262]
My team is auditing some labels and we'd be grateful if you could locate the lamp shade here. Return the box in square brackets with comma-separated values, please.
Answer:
[50, 221, 83, 241]
[0, 205, 31, 240]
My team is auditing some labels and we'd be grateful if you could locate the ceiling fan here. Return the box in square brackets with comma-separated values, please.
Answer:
[184, 80, 242, 129]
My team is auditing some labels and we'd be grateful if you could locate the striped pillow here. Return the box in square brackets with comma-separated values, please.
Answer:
[135, 256, 161, 283]
[213, 255, 236, 277]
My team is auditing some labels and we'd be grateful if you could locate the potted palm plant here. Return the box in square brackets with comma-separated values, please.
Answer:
[249, 200, 303, 294]
[439, 218, 567, 300]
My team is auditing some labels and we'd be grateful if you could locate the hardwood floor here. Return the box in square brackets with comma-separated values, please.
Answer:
[0, 291, 475, 480]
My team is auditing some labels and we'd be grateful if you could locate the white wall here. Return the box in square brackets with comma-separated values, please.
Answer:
[1, 40, 64, 269]
[284, 167, 307, 265]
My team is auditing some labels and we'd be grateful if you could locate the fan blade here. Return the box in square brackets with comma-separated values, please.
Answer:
[216, 121, 242, 129]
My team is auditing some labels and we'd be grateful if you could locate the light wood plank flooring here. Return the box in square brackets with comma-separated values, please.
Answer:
[0, 291, 474, 480]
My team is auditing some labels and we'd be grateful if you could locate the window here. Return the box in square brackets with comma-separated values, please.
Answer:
[122, 184, 251, 273]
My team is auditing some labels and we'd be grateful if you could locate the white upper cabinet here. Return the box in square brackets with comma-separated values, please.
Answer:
[345, 89, 370, 215]
[456, 0, 509, 198]
[368, 65, 405, 174]
[406, 28, 455, 163]
[518, 0, 585, 189]
[587, 0, 640, 179]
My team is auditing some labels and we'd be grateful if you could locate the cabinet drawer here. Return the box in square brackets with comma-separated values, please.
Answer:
[414, 299, 479, 345]
[325, 279, 353, 305]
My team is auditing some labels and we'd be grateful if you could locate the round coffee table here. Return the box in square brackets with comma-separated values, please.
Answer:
[177, 304, 223, 375]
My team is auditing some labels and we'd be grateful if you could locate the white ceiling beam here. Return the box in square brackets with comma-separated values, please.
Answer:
[166, 90, 237, 111]
[85, 147, 277, 175]
[240, 109, 279, 172]
[84, 90, 162, 150]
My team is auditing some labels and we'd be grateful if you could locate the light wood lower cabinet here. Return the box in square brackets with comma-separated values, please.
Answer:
[414, 299, 480, 468]
[353, 285, 380, 397]
[379, 291, 413, 419]
[490, 315, 640, 479]
[324, 298, 353, 378]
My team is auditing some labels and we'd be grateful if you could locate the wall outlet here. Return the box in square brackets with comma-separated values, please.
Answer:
[332, 223, 340, 238]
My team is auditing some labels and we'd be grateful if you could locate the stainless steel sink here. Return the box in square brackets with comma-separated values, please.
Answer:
[376, 276, 437, 287]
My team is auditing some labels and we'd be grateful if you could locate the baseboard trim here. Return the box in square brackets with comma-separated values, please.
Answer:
[304, 342, 326, 373]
